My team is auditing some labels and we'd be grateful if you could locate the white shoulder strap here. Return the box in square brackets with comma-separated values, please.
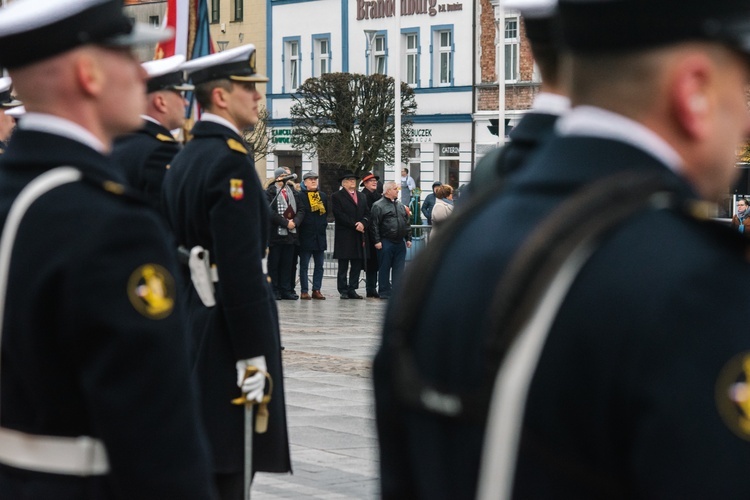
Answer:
[0, 166, 82, 417]
[476, 242, 594, 500]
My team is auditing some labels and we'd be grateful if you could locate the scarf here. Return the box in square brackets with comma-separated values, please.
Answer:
[307, 191, 326, 214]
[276, 185, 297, 236]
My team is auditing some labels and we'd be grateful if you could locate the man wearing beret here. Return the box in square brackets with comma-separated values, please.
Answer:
[360, 171, 382, 297]
[111, 54, 192, 210]
[375, 0, 750, 498]
[0, 0, 215, 498]
[161, 44, 291, 499]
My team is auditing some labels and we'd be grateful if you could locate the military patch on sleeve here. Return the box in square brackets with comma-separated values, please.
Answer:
[127, 264, 175, 319]
[226, 138, 248, 155]
[230, 179, 244, 200]
[716, 352, 750, 440]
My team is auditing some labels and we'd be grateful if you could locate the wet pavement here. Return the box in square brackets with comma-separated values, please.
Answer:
[253, 276, 387, 499]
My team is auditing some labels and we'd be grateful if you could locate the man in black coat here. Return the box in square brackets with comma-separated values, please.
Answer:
[374, 0, 750, 498]
[297, 171, 329, 299]
[331, 170, 369, 299]
[360, 171, 382, 297]
[267, 167, 305, 300]
[0, 1, 215, 498]
[111, 54, 192, 210]
[162, 45, 291, 499]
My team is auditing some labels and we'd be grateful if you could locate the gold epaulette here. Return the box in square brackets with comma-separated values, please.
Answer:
[155, 133, 176, 143]
[226, 138, 248, 155]
[102, 180, 126, 196]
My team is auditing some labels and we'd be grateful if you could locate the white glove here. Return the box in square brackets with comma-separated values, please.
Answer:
[236, 356, 267, 403]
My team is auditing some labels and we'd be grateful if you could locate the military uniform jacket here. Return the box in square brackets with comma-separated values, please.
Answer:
[0, 129, 214, 499]
[110, 119, 180, 210]
[161, 120, 291, 474]
[297, 189, 329, 252]
[374, 134, 750, 499]
[331, 188, 369, 260]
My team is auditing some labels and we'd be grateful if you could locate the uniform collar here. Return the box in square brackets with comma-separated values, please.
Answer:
[200, 112, 241, 136]
[531, 92, 571, 116]
[19, 112, 107, 154]
[556, 106, 684, 175]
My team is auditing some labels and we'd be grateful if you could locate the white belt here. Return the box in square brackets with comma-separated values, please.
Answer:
[0, 426, 110, 476]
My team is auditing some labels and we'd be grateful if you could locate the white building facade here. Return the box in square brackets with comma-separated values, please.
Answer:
[266, 0, 476, 195]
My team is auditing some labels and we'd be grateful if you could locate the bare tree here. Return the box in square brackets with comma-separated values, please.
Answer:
[290, 72, 417, 178]
[243, 105, 274, 163]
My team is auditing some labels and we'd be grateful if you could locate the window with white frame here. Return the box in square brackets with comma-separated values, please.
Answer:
[505, 17, 520, 82]
[374, 35, 387, 75]
[437, 30, 453, 85]
[284, 39, 301, 92]
[405, 32, 419, 86]
[314, 36, 331, 76]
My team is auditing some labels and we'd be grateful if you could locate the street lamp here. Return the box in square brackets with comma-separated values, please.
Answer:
[491, 0, 505, 146]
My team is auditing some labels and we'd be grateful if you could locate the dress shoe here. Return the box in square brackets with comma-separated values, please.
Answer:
[347, 291, 364, 300]
[312, 290, 326, 300]
[275, 293, 282, 301]
[366, 291, 380, 298]
[280, 293, 298, 300]
[340, 293, 349, 299]
[300, 292, 312, 300]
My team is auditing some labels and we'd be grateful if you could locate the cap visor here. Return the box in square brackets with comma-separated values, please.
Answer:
[2, 99, 22, 109]
[230, 73, 269, 83]
[106, 23, 174, 47]
[171, 83, 195, 91]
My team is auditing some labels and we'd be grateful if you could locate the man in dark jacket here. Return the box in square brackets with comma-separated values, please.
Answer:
[361, 171, 382, 297]
[267, 167, 305, 300]
[331, 170, 369, 299]
[162, 45, 291, 498]
[370, 181, 412, 299]
[111, 54, 192, 210]
[297, 171, 328, 299]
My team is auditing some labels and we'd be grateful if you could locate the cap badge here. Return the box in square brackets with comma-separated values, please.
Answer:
[716, 352, 750, 440]
[127, 264, 175, 319]
[230, 178, 244, 200]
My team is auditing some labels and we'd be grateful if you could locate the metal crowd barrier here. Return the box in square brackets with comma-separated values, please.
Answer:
[322, 223, 432, 277]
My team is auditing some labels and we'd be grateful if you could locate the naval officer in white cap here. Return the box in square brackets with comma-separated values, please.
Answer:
[111, 54, 193, 209]
[162, 44, 291, 500]
[0, 0, 215, 498]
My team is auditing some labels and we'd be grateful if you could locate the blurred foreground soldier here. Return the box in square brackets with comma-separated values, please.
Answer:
[161, 44, 291, 499]
[0, 76, 21, 153]
[0, 0, 215, 498]
[466, 0, 568, 200]
[375, 0, 750, 498]
[111, 54, 192, 210]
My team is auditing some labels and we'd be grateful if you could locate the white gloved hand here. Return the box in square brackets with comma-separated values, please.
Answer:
[235, 356, 267, 403]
